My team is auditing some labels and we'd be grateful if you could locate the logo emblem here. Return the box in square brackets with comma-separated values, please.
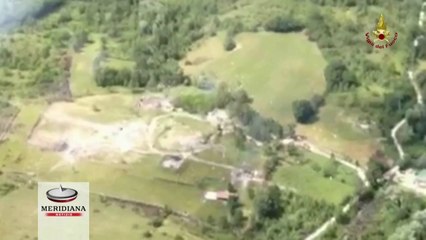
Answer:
[365, 14, 398, 49]
[46, 185, 78, 203]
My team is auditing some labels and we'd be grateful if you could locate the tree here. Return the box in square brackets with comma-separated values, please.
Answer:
[406, 104, 426, 141]
[292, 100, 316, 123]
[224, 34, 236, 51]
[255, 185, 283, 220]
[366, 158, 389, 189]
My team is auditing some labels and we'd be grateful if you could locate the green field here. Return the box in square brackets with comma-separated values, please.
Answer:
[204, 32, 326, 123]
[273, 151, 359, 205]
[39, 153, 228, 217]
[0, 183, 206, 240]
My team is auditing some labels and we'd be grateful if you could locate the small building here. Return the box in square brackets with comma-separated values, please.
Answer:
[415, 169, 426, 188]
[161, 155, 184, 169]
[203, 191, 235, 201]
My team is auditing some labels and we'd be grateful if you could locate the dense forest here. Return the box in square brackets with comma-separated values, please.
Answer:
[322, 189, 426, 240]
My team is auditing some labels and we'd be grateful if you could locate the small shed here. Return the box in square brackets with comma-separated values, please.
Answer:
[203, 191, 234, 201]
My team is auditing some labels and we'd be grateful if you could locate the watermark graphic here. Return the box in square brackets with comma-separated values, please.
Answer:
[38, 182, 89, 240]
[46, 185, 78, 203]
[365, 14, 398, 49]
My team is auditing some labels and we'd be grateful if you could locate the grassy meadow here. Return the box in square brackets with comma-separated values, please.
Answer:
[183, 31, 378, 164]
[0, 181, 206, 240]
[39, 155, 229, 219]
[185, 32, 327, 123]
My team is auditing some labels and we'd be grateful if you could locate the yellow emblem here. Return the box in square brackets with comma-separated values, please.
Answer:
[373, 14, 390, 43]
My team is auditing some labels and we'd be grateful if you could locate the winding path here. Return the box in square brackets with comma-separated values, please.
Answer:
[391, 6, 426, 162]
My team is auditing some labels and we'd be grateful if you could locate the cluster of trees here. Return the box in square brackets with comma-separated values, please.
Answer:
[226, 93, 284, 142]
[94, 67, 132, 87]
[323, 190, 426, 239]
[174, 82, 286, 142]
[249, 186, 335, 240]
[204, 185, 336, 240]
[405, 104, 426, 140]
[263, 141, 284, 180]
[80, 0, 226, 89]
[292, 94, 325, 124]
[264, 16, 304, 33]
[173, 91, 217, 114]
[388, 210, 426, 240]
[324, 61, 358, 93]
[302, 0, 423, 162]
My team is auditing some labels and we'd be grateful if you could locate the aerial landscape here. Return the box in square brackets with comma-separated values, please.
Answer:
[1, 0, 426, 239]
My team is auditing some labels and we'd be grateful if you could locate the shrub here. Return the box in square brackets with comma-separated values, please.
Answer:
[150, 217, 163, 228]
[224, 35, 236, 51]
[143, 231, 152, 238]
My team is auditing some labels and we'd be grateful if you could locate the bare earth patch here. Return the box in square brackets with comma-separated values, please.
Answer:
[28, 94, 216, 170]
[28, 102, 149, 165]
